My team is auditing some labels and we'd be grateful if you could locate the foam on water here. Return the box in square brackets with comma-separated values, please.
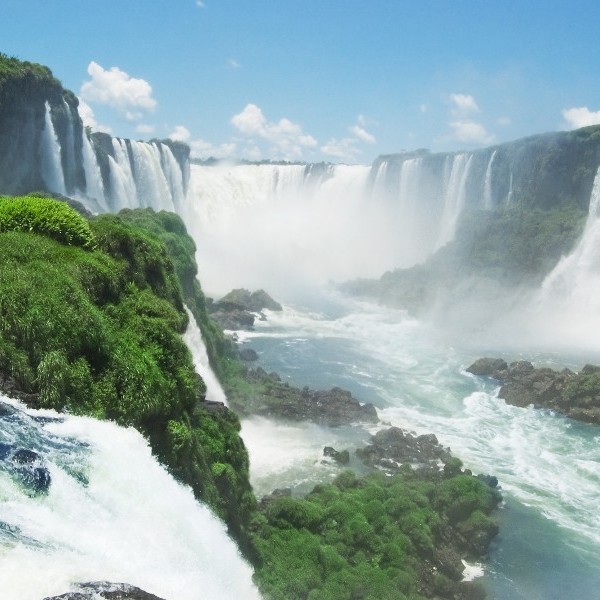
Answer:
[0, 396, 260, 600]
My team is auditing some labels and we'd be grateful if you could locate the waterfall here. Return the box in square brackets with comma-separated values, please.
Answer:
[39, 102, 66, 195]
[0, 395, 261, 600]
[81, 130, 107, 211]
[61, 99, 78, 194]
[160, 145, 186, 210]
[435, 153, 473, 250]
[183, 307, 228, 406]
[540, 165, 600, 314]
[108, 139, 138, 210]
[182, 163, 373, 295]
[129, 141, 175, 212]
[483, 150, 496, 210]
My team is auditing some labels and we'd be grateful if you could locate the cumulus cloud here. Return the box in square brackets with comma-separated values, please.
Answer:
[449, 120, 495, 145]
[77, 97, 112, 133]
[168, 124, 236, 159]
[231, 103, 317, 159]
[562, 106, 600, 129]
[80, 61, 156, 120]
[449, 93, 480, 116]
[349, 123, 376, 144]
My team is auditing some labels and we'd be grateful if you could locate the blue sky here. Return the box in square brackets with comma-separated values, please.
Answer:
[2, 0, 600, 163]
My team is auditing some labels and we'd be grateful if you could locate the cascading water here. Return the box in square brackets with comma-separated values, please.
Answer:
[160, 145, 186, 210]
[0, 395, 261, 600]
[182, 163, 373, 297]
[183, 307, 228, 405]
[81, 130, 107, 211]
[483, 150, 497, 210]
[129, 141, 175, 212]
[39, 102, 66, 195]
[109, 139, 138, 210]
[534, 165, 600, 343]
[435, 153, 473, 250]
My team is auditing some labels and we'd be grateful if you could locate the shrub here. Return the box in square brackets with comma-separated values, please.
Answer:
[0, 195, 97, 249]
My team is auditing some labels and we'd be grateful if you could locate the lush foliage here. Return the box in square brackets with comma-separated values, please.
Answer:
[0, 195, 97, 250]
[252, 470, 499, 599]
[0, 199, 255, 556]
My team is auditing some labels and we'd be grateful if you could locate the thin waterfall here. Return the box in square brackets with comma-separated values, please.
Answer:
[183, 306, 228, 406]
[483, 150, 497, 210]
[40, 102, 66, 195]
[129, 141, 174, 211]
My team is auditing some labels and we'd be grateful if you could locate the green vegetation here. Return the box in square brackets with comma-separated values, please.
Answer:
[252, 469, 500, 600]
[0, 194, 97, 250]
[0, 197, 255, 556]
[0, 52, 70, 108]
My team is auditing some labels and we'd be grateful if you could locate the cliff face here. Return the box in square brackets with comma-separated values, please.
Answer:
[0, 54, 84, 195]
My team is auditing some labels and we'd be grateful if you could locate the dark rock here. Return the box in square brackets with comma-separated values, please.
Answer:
[356, 426, 451, 473]
[210, 308, 255, 331]
[323, 446, 350, 465]
[234, 368, 379, 427]
[12, 448, 39, 464]
[476, 474, 499, 488]
[239, 348, 259, 361]
[259, 488, 292, 510]
[466, 358, 508, 378]
[43, 581, 165, 600]
[468, 357, 600, 425]
[0, 401, 18, 418]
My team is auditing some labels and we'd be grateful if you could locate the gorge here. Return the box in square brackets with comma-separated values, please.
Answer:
[1, 54, 600, 599]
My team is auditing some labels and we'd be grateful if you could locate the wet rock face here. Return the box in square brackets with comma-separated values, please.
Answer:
[43, 581, 165, 600]
[466, 358, 600, 425]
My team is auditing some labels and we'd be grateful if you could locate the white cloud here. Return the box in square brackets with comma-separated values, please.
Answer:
[497, 116, 512, 127]
[168, 125, 192, 142]
[349, 125, 375, 144]
[196, 1, 205, 7]
[80, 61, 156, 120]
[449, 93, 480, 116]
[135, 123, 155, 134]
[419, 104, 428, 113]
[321, 137, 360, 161]
[230, 103, 317, 159]
[449, 119, 495, 145]
[77, 97, 112, 133]
[168, 124, 236, 159]
[562, 106, 600, 129]
[228, 59, 241, 69]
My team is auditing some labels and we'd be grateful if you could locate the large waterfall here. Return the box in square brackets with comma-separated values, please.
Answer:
[0, 395, 261, 600]
[39, 102, 66, 196]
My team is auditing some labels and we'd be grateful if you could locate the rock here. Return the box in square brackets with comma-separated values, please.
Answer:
[239, 348, 259, 361]
[466, 358, 508, 378]
[468, 357, 600, 425]
[356, 426, 451, 473]
[235, 368, 379, 427]
[210, 308, 255, 331]
[323, 446, 350, 465]
[43, 581, 165, 600]
[10, 448, 51, 494]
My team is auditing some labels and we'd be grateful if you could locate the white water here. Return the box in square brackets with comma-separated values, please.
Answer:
[109, 139, 138, 210]
[39, 102, 66, 195]
[239, 297, 600, 598]
[183, 163, 373, 297]
[129, 141, 175, 212]
[183, 306, 228, 405]
[483, 150, 497, 210]
[0, 395, 260, 600]
[435, 153, 473, 250]
[81, 130, 107, 211]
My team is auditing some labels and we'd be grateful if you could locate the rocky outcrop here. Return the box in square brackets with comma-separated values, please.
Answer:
[43, 581, 165, 600]
[208, 288, 282, 331]
[467, 358, 600, 424]
[356, 426, 452, 472]
[232, 367, 378, 426]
